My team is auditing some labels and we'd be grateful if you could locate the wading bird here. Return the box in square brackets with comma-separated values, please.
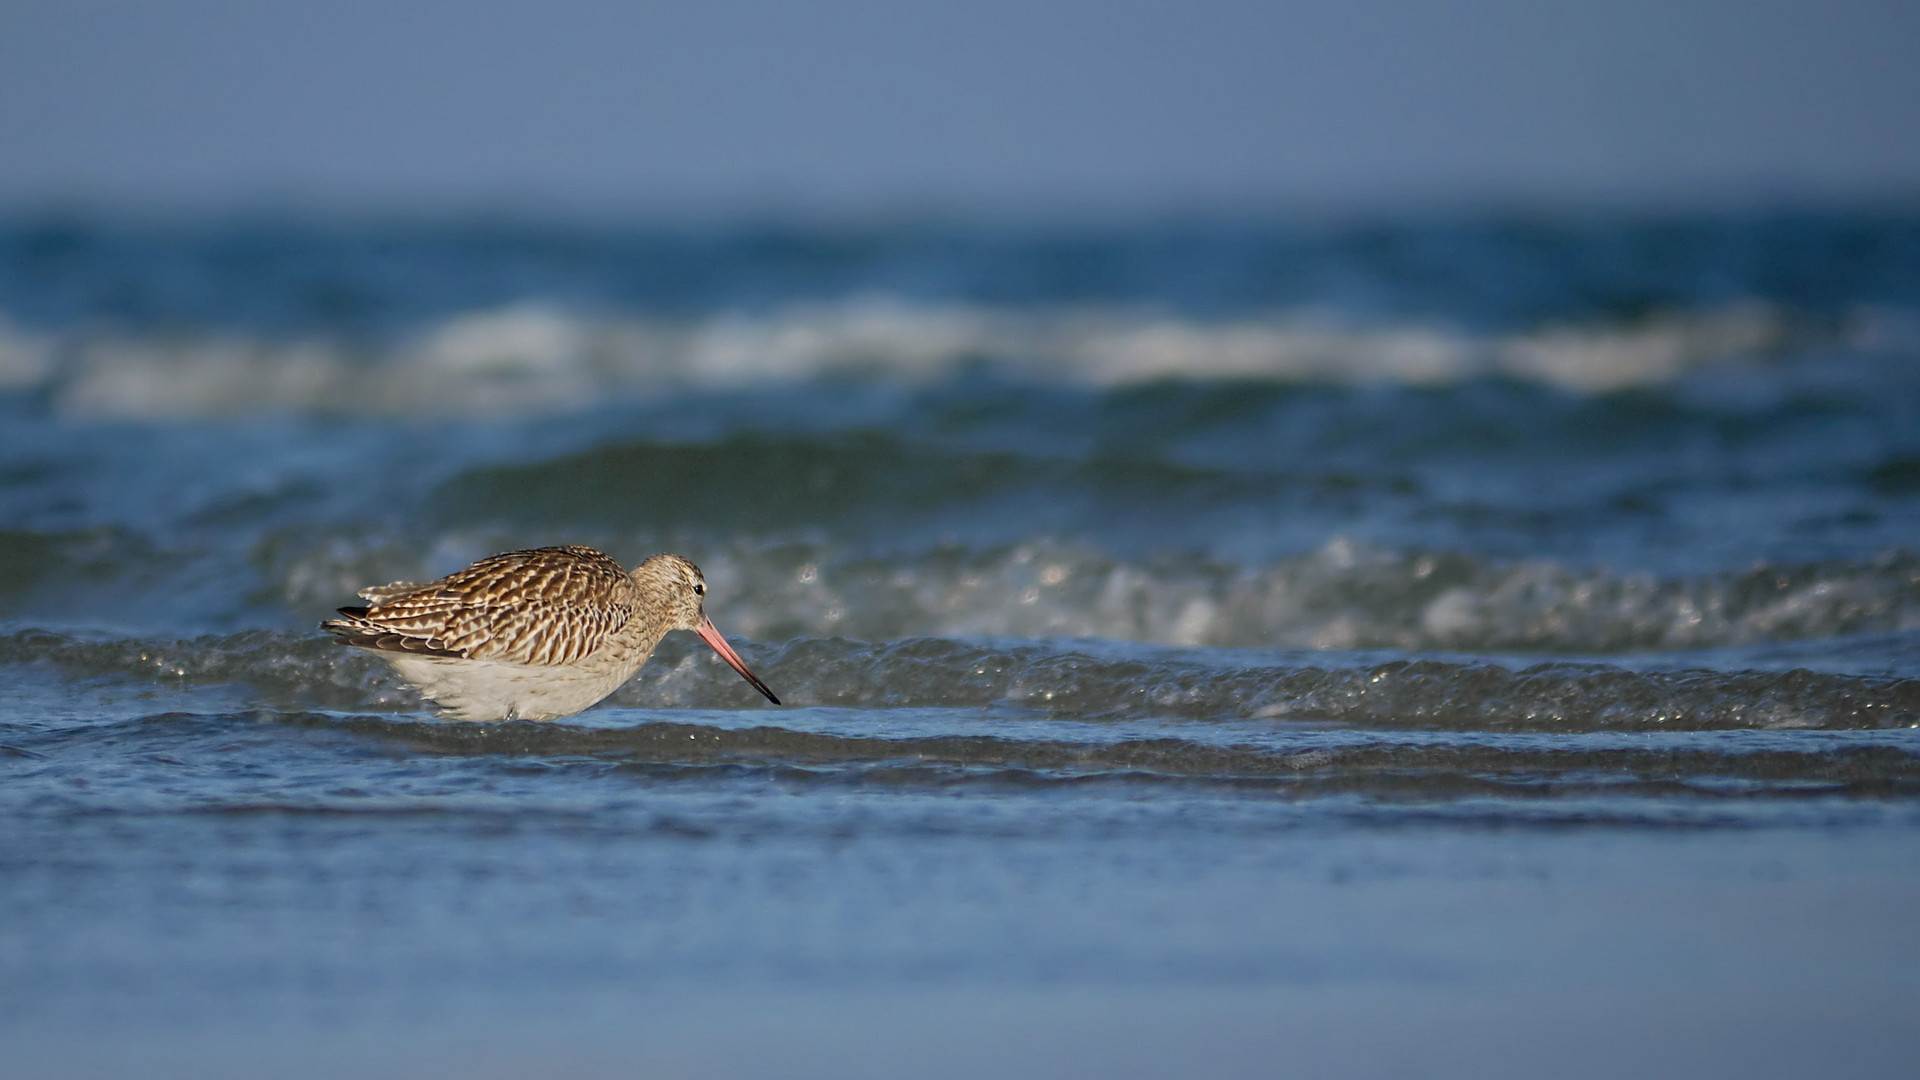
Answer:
[322, 546, 779, 721]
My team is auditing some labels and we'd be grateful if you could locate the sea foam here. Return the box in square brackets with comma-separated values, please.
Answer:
[24, 300, 1799, 417]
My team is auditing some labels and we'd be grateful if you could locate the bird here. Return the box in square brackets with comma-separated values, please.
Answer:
[320, 545, 779, 721]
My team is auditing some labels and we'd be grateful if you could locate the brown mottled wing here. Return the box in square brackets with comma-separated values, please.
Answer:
[321, 546, 639, 666]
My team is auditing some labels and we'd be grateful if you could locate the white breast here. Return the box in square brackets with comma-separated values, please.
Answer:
[383, 651, 645, 722]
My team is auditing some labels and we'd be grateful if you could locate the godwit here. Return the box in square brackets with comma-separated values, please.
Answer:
[321, 546, 779, 721]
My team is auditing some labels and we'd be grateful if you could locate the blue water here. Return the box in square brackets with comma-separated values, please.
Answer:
[3, 209, 1919, 1077]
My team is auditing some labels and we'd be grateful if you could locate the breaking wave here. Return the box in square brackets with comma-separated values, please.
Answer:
[4, 301, 1804, 417]
[5, 626, 1916, 732]
[258, 532, 1920, 654]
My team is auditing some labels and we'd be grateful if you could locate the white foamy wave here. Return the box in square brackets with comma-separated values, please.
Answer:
[0, 315, 54, 389]
[24, 300, 1796, 417]
[258, 530, 1920, 655]
[703, 537, 1920, 653]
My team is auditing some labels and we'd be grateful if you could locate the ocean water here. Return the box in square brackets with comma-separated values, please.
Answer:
[2, 210, 1919, 1077]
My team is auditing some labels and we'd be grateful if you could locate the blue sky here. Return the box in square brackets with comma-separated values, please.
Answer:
[2, 0, 1916, 214]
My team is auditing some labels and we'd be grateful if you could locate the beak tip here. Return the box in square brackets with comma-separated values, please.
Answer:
[695, 619, 782, 707]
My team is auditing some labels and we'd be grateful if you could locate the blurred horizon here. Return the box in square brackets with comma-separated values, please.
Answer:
[3, 0, 1918, 220]
[6, 189, 1920, 232]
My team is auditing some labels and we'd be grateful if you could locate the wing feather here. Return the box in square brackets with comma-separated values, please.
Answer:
[321, 546, 639, 666]
[358, 581, 422, 602]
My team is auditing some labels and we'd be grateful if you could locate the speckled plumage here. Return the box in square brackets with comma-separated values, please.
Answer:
[322, 546, 779, 721]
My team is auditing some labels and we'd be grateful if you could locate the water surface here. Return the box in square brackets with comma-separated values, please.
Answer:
[3, 211, 1918, 1077]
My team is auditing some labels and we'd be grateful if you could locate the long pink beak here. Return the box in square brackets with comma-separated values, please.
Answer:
[694, 616, 781, 705]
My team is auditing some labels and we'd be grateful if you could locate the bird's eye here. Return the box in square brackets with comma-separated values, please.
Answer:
[694, 582, 706, 596]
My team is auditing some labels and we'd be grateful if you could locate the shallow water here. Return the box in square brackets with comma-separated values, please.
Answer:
[3, 211, 1919, 1076]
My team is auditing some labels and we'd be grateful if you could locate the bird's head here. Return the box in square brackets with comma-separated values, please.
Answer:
[633, 553, 780, 705]
[634, 553, 710, 631]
